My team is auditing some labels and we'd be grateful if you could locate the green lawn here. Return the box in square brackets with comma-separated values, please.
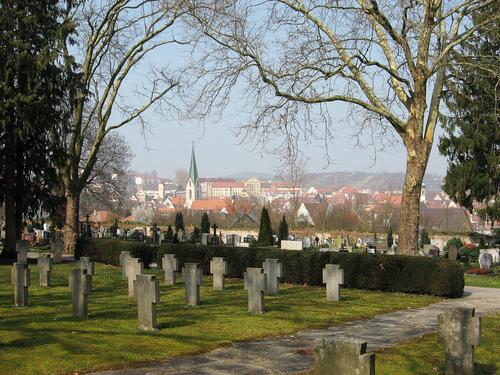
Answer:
[465, 273, 500, 288]
[0, 263, 440, 375]
[377, 313, 500, 374]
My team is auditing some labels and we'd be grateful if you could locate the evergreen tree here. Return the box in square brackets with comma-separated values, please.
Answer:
[278, 215, 289, 246]
[386, 225, 394, 248]
[192, 225, 200, 243]
[257, 207, 273, 246]
[439, 3, 500, 226]
[166, 225, 174, 241]
[0, 0, 77, 258]
[175, 211, 184, 232]
[200, 212, 210, 233]
[419, 229, 431, 249]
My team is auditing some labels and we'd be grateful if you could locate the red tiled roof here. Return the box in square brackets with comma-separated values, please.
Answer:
[191, 199, 230, 211]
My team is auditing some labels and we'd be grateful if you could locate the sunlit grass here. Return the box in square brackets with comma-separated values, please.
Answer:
[0, 263, 440, 375]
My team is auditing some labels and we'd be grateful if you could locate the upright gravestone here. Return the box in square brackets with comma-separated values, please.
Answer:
[313, 337, 375, 375]
[479, 252, 493, 271]
[119, 251, 131, 279]
[182, 263, 203, 306]
[12, 262, 30, 306]
[37, 254, 52, 287]
[209, 257, 227, 290]
[162, 254, 178, 285]
[438, 307, 481, 375]
[134, 274, 160, 331]
[79, 256, 95, 291]
[126, 258, 143, 298]
[243, 268, 266, 314]
[323, 264, 344, 301]
[263, 258, 282, 295]
[69, 269, 92, 318]
[448, 244, 457, 261]
[51, 239, 64, 263]
[16, 240, 29, 263]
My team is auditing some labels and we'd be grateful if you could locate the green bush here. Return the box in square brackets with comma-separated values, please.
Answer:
[76, 239, 464, 297]
[444, 237, 464, 253]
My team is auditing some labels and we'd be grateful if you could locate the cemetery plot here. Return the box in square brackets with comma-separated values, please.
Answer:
[0, 263, 440, 375]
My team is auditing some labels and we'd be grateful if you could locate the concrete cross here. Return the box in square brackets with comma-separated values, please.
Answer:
[263, 258, 282, 295]
[438, 307, 481, 375]
[182, 263, 203, 306]
[162, 254, 178, 285]
[210, 257, 227, 290]
[134, 274, 160, 331]
[119, 251, 131, 279]
[212, 223, 218, 236]
[244, 268, 267, 314]
[37, 254, 52, 287]
[12, 262, 30, 307]
[125, 258, 143, 298]
[16, 240, 29, 263]
[69, 269, 92, 318]
[313, 337, 375, 375]
[322, 264, 344, 301]
[79, 256, 95, 292]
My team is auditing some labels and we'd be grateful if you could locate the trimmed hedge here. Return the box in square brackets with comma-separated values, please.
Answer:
[76, 238, 464, 297]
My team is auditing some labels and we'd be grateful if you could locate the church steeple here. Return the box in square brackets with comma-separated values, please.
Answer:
[185, 145, 201, 208]
[188, 145, 198, 184]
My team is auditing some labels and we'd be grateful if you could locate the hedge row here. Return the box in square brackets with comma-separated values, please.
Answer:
[75, 238, 464, 297]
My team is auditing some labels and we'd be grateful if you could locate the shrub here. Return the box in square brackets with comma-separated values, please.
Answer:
[444, 237, 464, 253]
[257, 207, 273, 246]
[419, 229, 430, 249]
[76, 239, 464, 297]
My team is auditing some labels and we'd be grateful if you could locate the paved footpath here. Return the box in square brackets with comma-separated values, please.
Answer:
[91, 286, 500, 375]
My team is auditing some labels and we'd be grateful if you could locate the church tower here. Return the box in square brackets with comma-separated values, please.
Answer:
[185, 146, 201, 208]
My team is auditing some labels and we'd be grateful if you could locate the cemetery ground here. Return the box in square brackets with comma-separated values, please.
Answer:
[0, 262, 442, 375]
[465, 265, 500, 288]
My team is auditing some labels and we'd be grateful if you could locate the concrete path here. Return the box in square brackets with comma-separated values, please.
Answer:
[90, 286, 500, 375]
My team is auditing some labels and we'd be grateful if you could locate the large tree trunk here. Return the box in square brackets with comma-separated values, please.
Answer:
[2, 119, 17, 259]
[398, 146, 428, 256]
[63, 190, 80, 254]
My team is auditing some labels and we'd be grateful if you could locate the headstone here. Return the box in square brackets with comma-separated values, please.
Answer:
[162, 254, 178, 285]
[134, 274, 160, 331]
[16, 240, 29, 263]
[387, 244, 397, 255]
[243, 268, 266, 314]
[313, 337, 375, 375]
[322, 264, 344, 301]
[209, 257, 227, 290]
[428, 246, 440, 257]
[480, 248, 500, 264]
[182, 263, 203, 306]
[125, 258, 143, 298]
[302, 237, 312, 248]
[119, 251, 131, 279]
[12, 262, 30, 306]
[263, 258, 282, 295]
[280, 240, 303, 250]
[478, 252, 493, 271]
[69, 269, 91, 318]
[448, 244, 457, 261]
[37, 254, 52, 287]
[201, 233, 209, 246]
[336, 235, 342, 250]
[438, 307, 481, 375]
[51, 239, 64, 263]
[79, 257, 95, 291]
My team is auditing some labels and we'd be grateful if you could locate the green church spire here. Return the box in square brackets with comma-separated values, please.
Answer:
[189, 145, 198, 183]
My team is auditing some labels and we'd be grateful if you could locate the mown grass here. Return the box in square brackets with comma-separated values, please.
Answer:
[465, 265, 500, 289]
[377, 313, 500, 374]
[0, 263, 440, 375]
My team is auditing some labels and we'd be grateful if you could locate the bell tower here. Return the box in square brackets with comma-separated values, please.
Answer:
[185, 145, 201, 208]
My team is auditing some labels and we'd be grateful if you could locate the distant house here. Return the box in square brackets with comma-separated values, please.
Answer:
[296, 202, 320, 226]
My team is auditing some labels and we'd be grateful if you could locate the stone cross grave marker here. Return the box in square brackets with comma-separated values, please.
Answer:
[12, 262, 30, 306]
[79, 256, 95, 291]
[263, 258, 282, 295]
[335, 235, 342, 250]
[120, 251, 131, 279]
[182, 263, 203, 306]
[37, 254, 52, 287]
[16, 240, 29, 263]
[209, 257, 227, 290]
[479, 252, 493, 271]
[51, 239, 64, 263]
[69, 269, 92, 318]
[243, 268, 266, 314]
[313, 337, 375, 375]
[448, 244, 457, 261]
[126, 258, 143, 298]
[438, 307, 481, 375]
[323, 264, 344, 301]
[162, 254, 178, 285]
[134, 274, 160, 331]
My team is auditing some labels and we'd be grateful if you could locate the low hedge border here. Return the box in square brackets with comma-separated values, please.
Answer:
[76, 238, 464, 297]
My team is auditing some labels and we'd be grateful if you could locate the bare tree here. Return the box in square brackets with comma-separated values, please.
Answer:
[60, 0, 189, 252]
[184, 0, 498, 255]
